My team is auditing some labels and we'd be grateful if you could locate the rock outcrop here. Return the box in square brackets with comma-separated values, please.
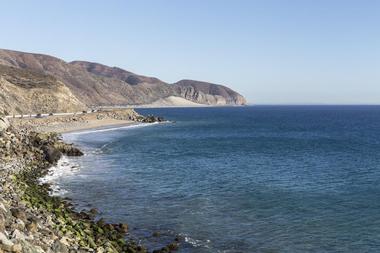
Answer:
[173, 79, 247, 105]
[0, 49, 246, 114]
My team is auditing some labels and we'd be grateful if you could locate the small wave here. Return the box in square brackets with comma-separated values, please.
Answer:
[99, 141, 114, 151]
[66, 122, 159, 136]
[39, 156, 79, 196]
[48, 184, 68, 196]
[178, 233, 211, 249]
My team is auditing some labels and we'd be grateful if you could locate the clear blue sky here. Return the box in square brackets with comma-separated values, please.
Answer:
[1, 0, 379, 104]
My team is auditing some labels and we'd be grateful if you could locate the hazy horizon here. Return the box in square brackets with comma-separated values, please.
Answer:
[1, 0, 379, 104]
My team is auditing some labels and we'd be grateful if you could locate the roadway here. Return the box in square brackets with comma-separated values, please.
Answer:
[5, 110, 98, 119]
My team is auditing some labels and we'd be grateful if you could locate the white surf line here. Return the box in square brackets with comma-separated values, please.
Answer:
[38, 156, 79, 196]
[64, 122, 159, 136]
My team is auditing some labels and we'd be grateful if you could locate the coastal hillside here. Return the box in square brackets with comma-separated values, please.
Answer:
[0, 49, 246, 114]
[0, 65, 86, 115]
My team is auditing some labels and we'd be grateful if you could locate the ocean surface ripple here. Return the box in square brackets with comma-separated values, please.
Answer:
[48, 106, 380, 252]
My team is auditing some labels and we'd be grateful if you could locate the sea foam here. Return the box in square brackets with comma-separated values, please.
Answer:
[66, 122, 158, 135]
[39, 156, 80, 196]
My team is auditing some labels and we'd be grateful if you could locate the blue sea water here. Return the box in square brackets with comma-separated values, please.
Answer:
[55, 106, 380, 252]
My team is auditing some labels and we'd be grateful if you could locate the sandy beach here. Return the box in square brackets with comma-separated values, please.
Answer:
[8, 109, 143, 133]
[45, 118, 136, 134]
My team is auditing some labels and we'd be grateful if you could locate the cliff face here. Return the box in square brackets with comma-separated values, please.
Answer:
[173, 80, 247, 105]
[0, 49, 246, 113]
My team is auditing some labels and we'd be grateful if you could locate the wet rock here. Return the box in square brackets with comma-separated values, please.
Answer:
[113, 223, 128, 233]
[54, 143, 83, 156]
[153, 243, 179, 253]
[96, 218, 105, 227]
[64, 146, 83, 156]
[119, 223, 128, 233]
[152, 231, 161, 237]
[167, 242, 179, 250]
[153, 246, 170, 253]
[89, 208, 99, 216]
[141, 115, 165, 123]
[41, 145, 62, 164]
[78, 211, 91, 220]
[174, 235, 183, 242]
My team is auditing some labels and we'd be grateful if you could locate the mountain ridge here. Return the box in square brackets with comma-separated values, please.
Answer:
[0, 49, 246, 114]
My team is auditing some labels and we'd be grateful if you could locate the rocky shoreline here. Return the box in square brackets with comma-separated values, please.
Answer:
[0, 112, 178, 253]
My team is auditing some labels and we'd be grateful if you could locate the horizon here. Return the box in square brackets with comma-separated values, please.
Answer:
[3, 46, 380, 106]
[1, 0, 379, 104]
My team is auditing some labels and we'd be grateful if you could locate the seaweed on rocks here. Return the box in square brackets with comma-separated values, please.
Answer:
[0, 128, 148, 252]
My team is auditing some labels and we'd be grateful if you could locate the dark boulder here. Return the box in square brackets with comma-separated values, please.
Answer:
[62, 145, 83, 156]
[112, 223, 129, 233]
[41, 145, 62, 164]
[54, 143, 83, 156]
[141, 115, 165, 123]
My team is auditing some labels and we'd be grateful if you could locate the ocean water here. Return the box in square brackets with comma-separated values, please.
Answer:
[49, 106, 380, 252]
